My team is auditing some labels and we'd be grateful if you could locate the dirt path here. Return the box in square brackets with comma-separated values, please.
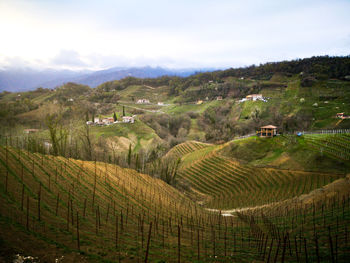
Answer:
[143, 85, 155, 89]
[205, 202, 279, 216]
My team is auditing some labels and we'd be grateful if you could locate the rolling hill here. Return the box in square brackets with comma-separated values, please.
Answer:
[1, 136, 350, 262]
[1, 56, 350, 262]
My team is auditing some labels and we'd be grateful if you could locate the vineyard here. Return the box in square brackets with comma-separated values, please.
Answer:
[178, 150, 343, 209]
[0, 145, 210, 262]
[304, 134, 350, 161]
[1, 135, 350, 262]
[164, 141, 212, 160]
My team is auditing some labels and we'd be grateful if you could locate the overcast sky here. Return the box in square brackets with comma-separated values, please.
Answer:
[1, 0, 349, 70]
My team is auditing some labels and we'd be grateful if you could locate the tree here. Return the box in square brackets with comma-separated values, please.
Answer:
[127, 143, 132, 166]
[45, 114, 68, 156]
[85, 111, 89, 122]
[79, 124, 94, 160]
[123, 106, 126, 117]
[113, 112, 117, 122]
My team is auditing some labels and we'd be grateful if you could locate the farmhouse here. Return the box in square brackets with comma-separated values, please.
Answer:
[246, 94, 263, 101]
[216, 96, 223, 101]
[196, 100, 203, 105]
[102, 117, 114, 125]
[157, 102, 164, 106]
[137, 99, 150, 104]
[94, 117, 100, 123]
[258, 125, 278, 137]
[122, 116, 135, 123]
[24, 129, 39, 134]
[44, 141, 52, 152]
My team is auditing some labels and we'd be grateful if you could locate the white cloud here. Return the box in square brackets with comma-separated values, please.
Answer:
[0, 0, 349, 70]
[51, 50, 87, 67]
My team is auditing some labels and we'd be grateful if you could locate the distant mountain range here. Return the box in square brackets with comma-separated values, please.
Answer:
[0, 66, 208, 92]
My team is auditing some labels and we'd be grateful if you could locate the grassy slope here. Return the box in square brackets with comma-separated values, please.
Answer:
[219, 135, 350, 173]
[237, 76, 350, 129]
[118, 85, 171, 103]
[91, 119, 162, 152]
[188, 119, 206, 140]
[163, 100, 222, 114]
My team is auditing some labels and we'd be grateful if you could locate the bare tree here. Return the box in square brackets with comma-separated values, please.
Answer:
[79, 124, 94, 160]
[45, 114, 68, 156]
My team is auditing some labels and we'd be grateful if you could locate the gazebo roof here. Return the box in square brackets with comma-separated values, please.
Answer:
[261, 125, 277, 129]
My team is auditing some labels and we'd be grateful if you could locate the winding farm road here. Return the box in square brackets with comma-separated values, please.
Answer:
[205, 202, 279, 217]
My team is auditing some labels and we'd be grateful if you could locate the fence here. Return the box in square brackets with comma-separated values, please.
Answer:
[232, 133, 256, 141]
[295, 129, 350, 135]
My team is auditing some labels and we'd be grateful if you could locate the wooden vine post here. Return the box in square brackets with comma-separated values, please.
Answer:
[144, 222, 153, 263]
[77, 211, 80, 250]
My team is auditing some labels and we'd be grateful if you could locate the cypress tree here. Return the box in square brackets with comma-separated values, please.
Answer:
[127, 144, 132, 167]
[113, 112, 117, 122]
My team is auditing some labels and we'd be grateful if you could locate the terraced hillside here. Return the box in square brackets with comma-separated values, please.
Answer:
[304, 134, 350, 161]
[1, 144, 350, 262]
[178, 139, 345, 209]
[0, 145, 217, 262]
[164, 140, 212, 160]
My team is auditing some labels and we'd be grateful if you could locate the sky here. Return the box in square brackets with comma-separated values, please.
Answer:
[0, 0, 350, 70]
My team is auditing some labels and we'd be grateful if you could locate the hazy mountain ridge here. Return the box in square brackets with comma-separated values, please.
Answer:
[0, 66, 203, 92]
[0, 68, 86, 92]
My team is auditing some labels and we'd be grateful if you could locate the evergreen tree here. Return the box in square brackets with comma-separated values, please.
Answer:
[113, 112, 117, 122]
[123, 106, 126, 117]
[85, 111, 89, 122]
[127, 143, 132, 166]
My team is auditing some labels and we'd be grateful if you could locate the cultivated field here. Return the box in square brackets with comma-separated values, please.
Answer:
[1, 135, 350, 262]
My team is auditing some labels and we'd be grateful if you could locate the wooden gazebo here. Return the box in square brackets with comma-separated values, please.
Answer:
[258, 125, 277, 137]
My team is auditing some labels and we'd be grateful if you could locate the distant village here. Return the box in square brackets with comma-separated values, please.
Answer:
[88, 94, 270, 127]
[86, 115, 135, 126]
[239, 94, 268, 103]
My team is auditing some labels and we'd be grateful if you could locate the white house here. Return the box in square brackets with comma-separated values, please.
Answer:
[137, 99, 150, 104]
[157, 102, 164, 106]
[94, 117, 100, 123]
[122, 116, 135, 123]
[102, 117, 114, 125]
[246, 94, 263, 101]
[44, 141, 52, 153]
[24, 129, 39, 134]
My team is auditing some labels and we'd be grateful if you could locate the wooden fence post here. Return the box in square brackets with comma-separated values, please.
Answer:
[178, 225, 181, 263]
[55, 193, 59, 216]
[328, 226, 335, 263]
[77, 211, 80, 250]
[38, 183, 41, 221]
[26, 195, 29, 230]
[144, 222, 153, 263]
